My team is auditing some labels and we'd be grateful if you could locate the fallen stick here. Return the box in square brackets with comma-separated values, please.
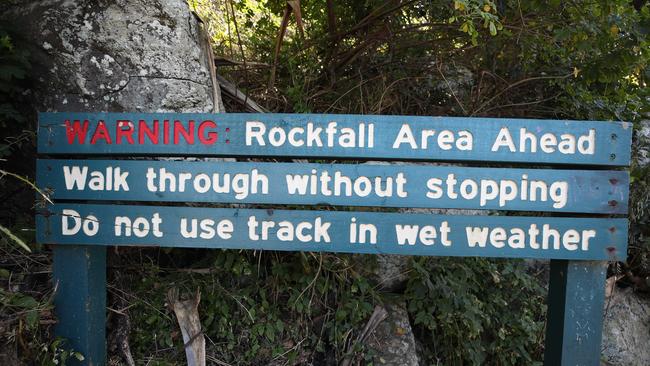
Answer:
[167, 288, 205, 366]
[339, 305, 388, 366]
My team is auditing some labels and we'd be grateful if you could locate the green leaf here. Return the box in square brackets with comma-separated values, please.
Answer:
[0, 35, 13, 51]
[266, 323, 275, 341]
[489, 22, 497, 36]
[11, 294, 38, 308]
[0, 224, 31, 252]
[0, 65, 26, 80]
[26, 309, 39, 329]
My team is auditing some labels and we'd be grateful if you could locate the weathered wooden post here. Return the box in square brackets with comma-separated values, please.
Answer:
[544, 260, 608, 365]
[52, 246, 107, 364]
[37, 113, 631, 365]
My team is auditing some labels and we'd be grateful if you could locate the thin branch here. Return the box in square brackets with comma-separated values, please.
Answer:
[269, 5, 291, 89]
[0, 224, 31, 252]
[437, 62, 467, 115]
[323, 76, 380, 113]
[471, 73, 572, 116]
[292, 253, 322, 306]
[228, 0, 249, 105]
[0, 169, 52, 205]
[480, 93, 562, 114]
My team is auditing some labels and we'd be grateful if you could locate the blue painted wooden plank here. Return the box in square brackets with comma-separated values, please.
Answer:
[544, 260, 607, 366]
[37, 112, 632, 166]
[52, 245, 106, 366]
[36, 159, 629, 214]
[36, 203, 627, 261]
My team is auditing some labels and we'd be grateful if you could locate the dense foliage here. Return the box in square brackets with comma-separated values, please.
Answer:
[196, 0, 649, 121]
[406, 257, 546, 365]
[115, 250, 380, 365]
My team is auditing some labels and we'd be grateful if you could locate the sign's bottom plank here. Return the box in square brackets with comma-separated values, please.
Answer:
[37, 204, 627, 261]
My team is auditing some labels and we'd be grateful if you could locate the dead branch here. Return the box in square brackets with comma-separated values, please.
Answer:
[167, 288, 206, 366]
[339, 305, 389, 366]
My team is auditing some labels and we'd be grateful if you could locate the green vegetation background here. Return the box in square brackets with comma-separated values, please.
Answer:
[1, 0, 649, 365]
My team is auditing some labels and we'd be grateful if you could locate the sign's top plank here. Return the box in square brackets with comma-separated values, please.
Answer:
[38, 112, 632, 166]
[37, 159, 630, 214]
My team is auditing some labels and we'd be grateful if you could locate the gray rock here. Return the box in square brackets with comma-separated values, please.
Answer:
[374, 255, 410, 292]
[431, 63, 474, 101]
[601, 288, 650, 366]
[367, 303, 419, 366]
[634, 120, 650, 168]
[1, 0, 220, 113]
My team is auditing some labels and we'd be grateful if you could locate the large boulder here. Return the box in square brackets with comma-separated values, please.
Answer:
[601, 288, 650, 366]
[1, 0, 221, 113]
[367, 303, 420, 366]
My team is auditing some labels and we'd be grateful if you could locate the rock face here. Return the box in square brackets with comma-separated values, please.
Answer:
[601, 121, 650, 365]
[367, 303, 419, 366]
[601, 288, 650, 366]
[634, 120, 650, 168]
[1, 0, 221, 113]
